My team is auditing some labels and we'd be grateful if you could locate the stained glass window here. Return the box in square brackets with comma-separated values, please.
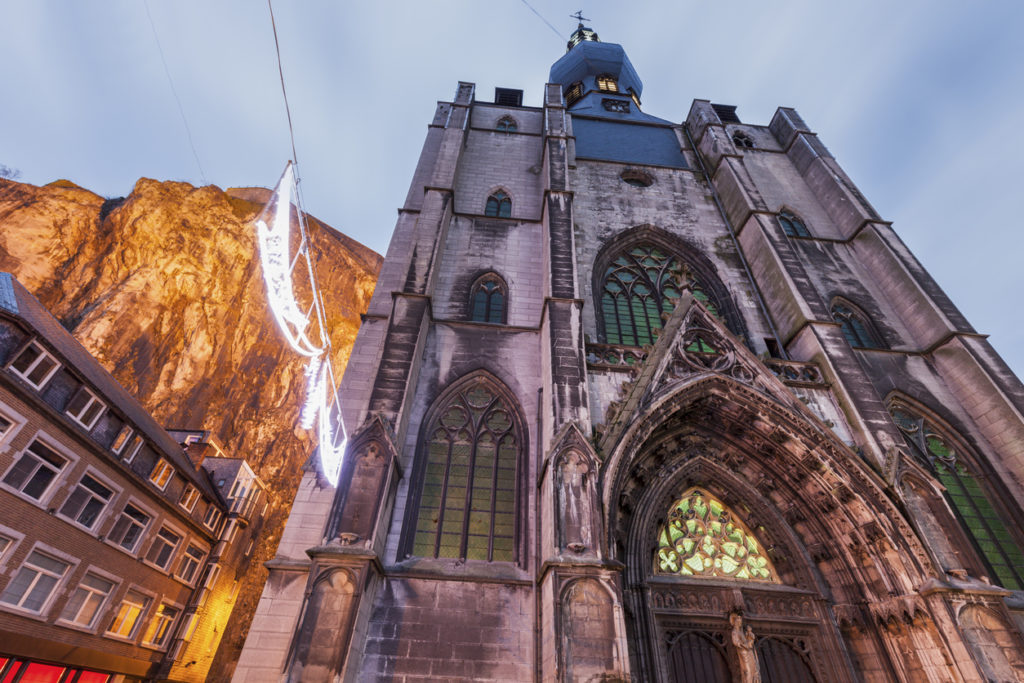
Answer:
[470, 274, 506, 324]
[831, 302, 881, 349]
[411, 382, 518, 562]
[600, 244, 719, 346]
[778, 211, 810, 238]
[656, 489, 779, 582]
[891, 406, 1024, 590]
[485, 191, 511, 218]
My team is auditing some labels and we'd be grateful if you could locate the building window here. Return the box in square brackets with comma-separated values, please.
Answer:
[2, 440, 68, 502]
[107, 589, 150, 639]
[149, 459, 174, 490]
[8, 341, 60, 389]
[179, 484, 199, 513]
[470, 273, 507, 324]
[0, 550, 70, 613]
[123, 435, 144, 463]
[0, 414, 13, 442]
[65, 386, 105, 430]
[831, 300, 882, 349]
[146, 528, 181, 570]
[600, 243, 720, 346]
[108, 504, 151, 553]
[565, 81, 583, 106]
[176, 544, 205, 584]
[60, 572, 115, 628]
[408, 378, 519, 562]
[656, 488, 779, 582]
[198, 564, 221, 607]
[778, 210, 811, 238]
[203, 505, 223, 532]
[142, 603, 179, 648]
[484, 191, 512, 218]
[59, 474, 114, 530]
[620, 170, 653, 188]
[891, 405, 1024, 590]
[596, 74, 618, 92]
[732, 131, 755, 148]
[110, 425, 133, 454]
[496, 117, 517, 133]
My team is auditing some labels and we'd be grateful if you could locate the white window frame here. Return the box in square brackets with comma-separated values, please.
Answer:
[105, 499, 154, 556]
[0, 523, 25, 575]
[141, 600, 183, 650]
[175, 542, 207, 585]
[0, 434, 77, 506]
[57, 566, 119, 632]
[181, 611, 200, 641]
[178, 484, 199, 513]
[123, 435, 144, 463]
[64, 385, 106, 430]
[0, 399, 28, 453]
[110, 424, 133, 455]
[105, 585, 154, 642]
[149, 458, 174, 490]
[202, 504, 223, 533]
[7, 341, 61, 389]
[57, 468, 121, 533]
[144, 524, 183, 572]
[197, 564, 221, 607]
[0, 542, 77, 618]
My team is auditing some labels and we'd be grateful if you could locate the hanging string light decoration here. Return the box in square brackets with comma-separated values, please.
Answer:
[254, 162, 347, 485]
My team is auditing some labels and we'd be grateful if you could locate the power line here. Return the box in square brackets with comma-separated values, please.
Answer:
[267, 0, 300, 172]
[517, 0, 564, 40]
[142, 0, 208, 185]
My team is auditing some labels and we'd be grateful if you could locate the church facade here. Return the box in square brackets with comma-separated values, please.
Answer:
[235, 25, 1024, 682]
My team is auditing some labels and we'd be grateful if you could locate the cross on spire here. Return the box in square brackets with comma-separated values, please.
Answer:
[571, 10, 589, 25]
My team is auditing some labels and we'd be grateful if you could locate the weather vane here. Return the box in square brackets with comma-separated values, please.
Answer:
[571, 10, 589, 25]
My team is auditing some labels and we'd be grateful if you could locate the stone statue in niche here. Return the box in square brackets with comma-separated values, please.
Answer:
[336, 441, 386, 545]
[558, 450, 593, 553]
[729, 611, 761, 683]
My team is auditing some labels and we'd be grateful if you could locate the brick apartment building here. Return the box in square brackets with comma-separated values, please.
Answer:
[0, 272, 268, 682]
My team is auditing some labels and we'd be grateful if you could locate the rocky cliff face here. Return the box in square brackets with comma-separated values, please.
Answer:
[0, 177, 381, 678]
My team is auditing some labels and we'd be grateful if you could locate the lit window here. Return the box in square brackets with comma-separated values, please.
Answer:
[496, 117, 517, 134]
[732, 131, 755, 148]
[107, 589, 150, 638]
[60, 572, 115, 628]
[408, 380, 519, 562]
[110, 425, 133, 454]
[0, 550, 70, 613]
[65, 387, 105, 429]
[565, 82, 583, 106]
[108, 504, 151, 553]
[146, 528, 181, 570]
[149, 459, 174, 490]
[142, 602, 179, 648]
[198, 564, 221, 606]
[58, 474, 114, 530]
[778, 210, 811, 238]
[831, 301, 882, 349]
[182, 613, 200, 641]
[123, 435, 144, 463]
[203, 505, 223, 532]
[656, 488, 779, 581]
[2, 440, 68, 501]
[176, 544, 205, 584]
[8, 341, 60, 389]
[891, 405, 1024, 590]
[179, 484, 199, 513]
[596, 74, 618, 92]
[484, 191, 512, 218]
[470, 274, 507, 324]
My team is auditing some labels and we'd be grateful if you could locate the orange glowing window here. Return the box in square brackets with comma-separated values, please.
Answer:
[17, 662, 66, 683]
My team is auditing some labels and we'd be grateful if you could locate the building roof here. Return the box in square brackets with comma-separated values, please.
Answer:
[0, 273, 221, 502]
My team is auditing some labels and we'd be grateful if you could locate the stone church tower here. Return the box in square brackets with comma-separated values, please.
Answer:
[235, 24, 1024, 682]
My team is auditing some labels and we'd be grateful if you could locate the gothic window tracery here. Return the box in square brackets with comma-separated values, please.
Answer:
[485, 190, 512, 218]
[778, 210, 811, 238]
[470, 273, 507, 324]
[890, 404, 1024, 589]
[408, 379, 519, 563]
[831, 300, 882, 349]
[656, 488, 779, 582]
[496, 117, 517, 134]
[732, 131, 755, 148]
[599, 244, 720, 346]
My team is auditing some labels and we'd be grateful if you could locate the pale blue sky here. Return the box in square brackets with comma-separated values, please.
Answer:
[2, 1, 1023, 378]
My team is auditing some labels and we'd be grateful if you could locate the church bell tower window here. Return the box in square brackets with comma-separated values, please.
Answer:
[596, 74, 618, 93]
[470, 273, 507, 324]
[485, 191, 512, 218]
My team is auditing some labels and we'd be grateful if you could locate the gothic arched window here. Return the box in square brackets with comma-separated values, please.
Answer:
[831, 300, 882, 349]
[732, 131, 755, 149]
[778, 210, 811, 238]
[890, 404, 1024, 590]
[656, 488, 779, 582]
[599, 244, 720, 346]
[407, 379, 520, 563]
[470, 273, 507, 324]
[496, 117, 517, 134]
[485, 191, 511, 218]
[596, 74, 618, 93]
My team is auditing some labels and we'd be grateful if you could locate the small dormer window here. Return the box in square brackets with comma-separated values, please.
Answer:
[9, 342, 60, 389]
[66, 386, 106, 430]
[496, 117, 517, 134]
[565, 82, 583, 106]
[596, 74, 618, 93]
